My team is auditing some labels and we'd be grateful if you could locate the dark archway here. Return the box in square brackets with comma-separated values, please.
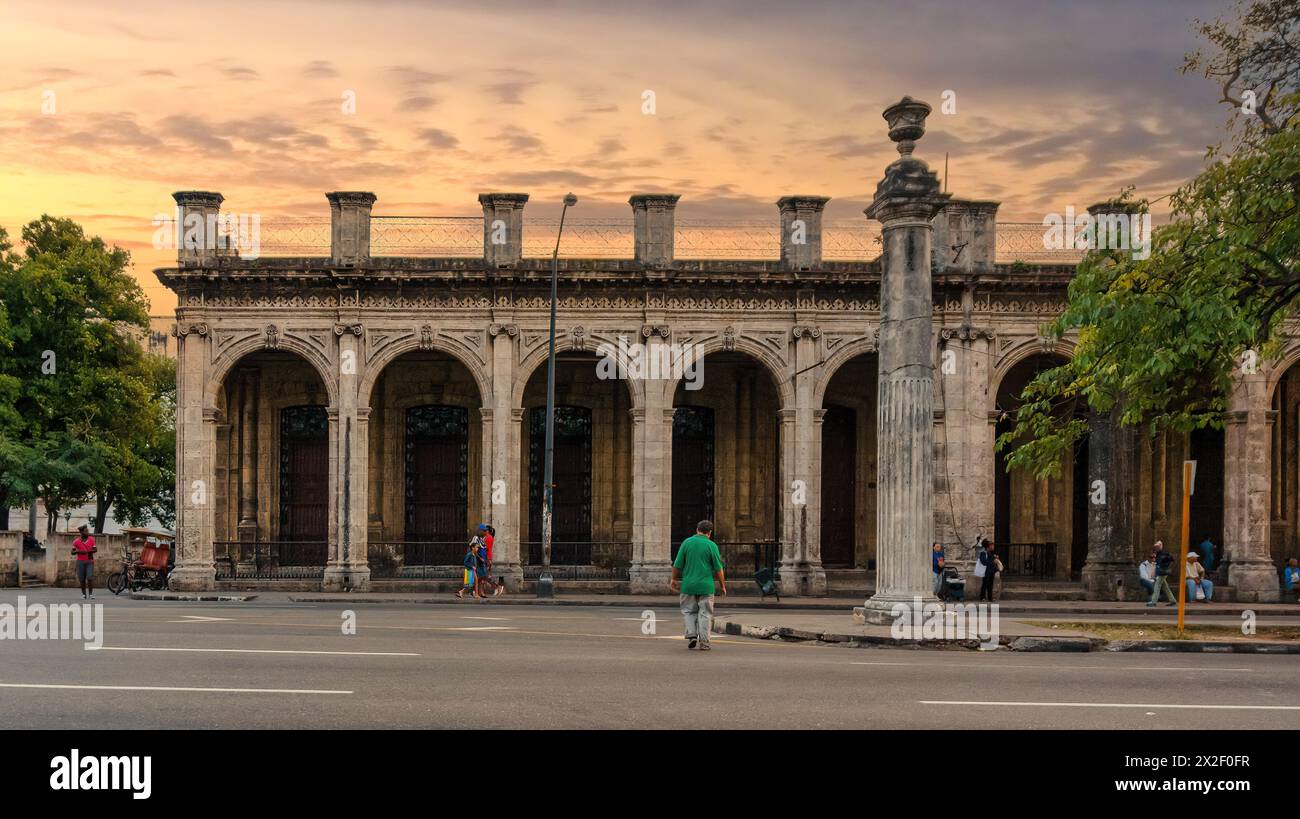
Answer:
[993, 352, 1085, 580]
[818, 352, 878, 570]
[213, 349, 330, 579]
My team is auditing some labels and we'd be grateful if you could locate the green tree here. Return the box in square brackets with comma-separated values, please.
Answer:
[0, 215, 175, 533]
[1001, 0, 1300, 477]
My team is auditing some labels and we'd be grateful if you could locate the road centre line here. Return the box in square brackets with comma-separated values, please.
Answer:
[87, 646, 420, 657]
[852, 662, 1252, 672]
[0, 682, 351, 695]
[920, 700, 1300, 711]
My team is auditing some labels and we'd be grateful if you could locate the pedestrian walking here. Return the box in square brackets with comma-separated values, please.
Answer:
[1147, 540, 1177, 607]
[670, 520, 726, 650]
[976, 538, 1001, 601]
[457, 540, 479, 599]
[72, 524, 96, 600]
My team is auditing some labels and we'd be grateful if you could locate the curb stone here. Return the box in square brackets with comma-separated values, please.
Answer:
[130, 592, 256, 602]
[713, 617, 1299, 654]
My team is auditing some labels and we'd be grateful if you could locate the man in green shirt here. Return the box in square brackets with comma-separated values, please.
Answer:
[670, 520, 727, 650]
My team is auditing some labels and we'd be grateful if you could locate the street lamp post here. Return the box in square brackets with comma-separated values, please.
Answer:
[537, 192, 578, 599]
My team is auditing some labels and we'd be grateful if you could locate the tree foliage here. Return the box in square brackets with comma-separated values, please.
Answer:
[0, 216, 175, 533]
[1001, 0, 1300, 477]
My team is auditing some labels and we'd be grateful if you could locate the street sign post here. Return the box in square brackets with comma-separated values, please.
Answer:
[1178, 460, 1197, 633]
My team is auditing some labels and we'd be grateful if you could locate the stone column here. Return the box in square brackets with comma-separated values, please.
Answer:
[324, 323, 370, 591]
[630, 393, 674, 593]
[489, 322, 523, 590]
[172, 191, 223, 266]
[326, 191, 376, 265]
[779, 326, 827, 595]
[934, 322, 996, 564]
[1080, 408, 1141, 599]
[480, 193, 528, 266]
[1224, 369, 1279, 601]
[777, 196, 830, 270]
[170, 322, 217, 590]
[630, 194, 680, 266]
[858, 97, 950, 623]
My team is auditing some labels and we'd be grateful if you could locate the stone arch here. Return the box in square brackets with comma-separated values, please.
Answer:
[989, 338, 1076, 413]
[205, 332, 338, 412]
[812, 335, 879, 409]
[361, 331, 491, 408]
[1264, 338, 1300, 407]
[512, 331, 645, 409]
[658, 330, 793, 410]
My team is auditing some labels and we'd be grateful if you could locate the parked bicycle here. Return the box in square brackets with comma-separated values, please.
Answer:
[107, 542, 171, 595]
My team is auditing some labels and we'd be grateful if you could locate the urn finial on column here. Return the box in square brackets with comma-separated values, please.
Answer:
[882, 95, 931, 158]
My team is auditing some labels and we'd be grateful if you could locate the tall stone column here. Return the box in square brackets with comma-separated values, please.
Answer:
[1224, 370, 1279, 601]
[779, 326, 827, 595]
[630, 391, 674, 593]
[489, 322, 523, 590]
[324, 323, 370, 591]
[1080, 408, 1140, 599]
[858, 97, 950, 623]
[170, 322, 217, 590]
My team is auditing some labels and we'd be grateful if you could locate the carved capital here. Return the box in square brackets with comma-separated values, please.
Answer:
[792, 325, 822, 340]
[173, 322, 209, 338]
[641, 324, 670, 339]
[334, 323, 363, 336]
[939, 325, 995, 344]
[489, 323, 519, 338]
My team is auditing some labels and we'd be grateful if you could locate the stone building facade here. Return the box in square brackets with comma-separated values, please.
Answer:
[154, 180, 1287, 602]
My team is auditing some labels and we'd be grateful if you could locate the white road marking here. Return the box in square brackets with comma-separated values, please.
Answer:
[853, 662, 1251, 672]
[920, 700, 1300, 711]
[0, 682, 350, 694]
[446, 626, 515, 631]
[167, 615, 235, 623]
[462, 616, 511, 621]
[86, 646, 419, 657]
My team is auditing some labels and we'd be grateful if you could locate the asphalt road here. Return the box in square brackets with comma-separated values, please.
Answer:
[2, 590, 1297, 729]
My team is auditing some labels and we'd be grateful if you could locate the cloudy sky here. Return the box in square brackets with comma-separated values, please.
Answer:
[1, 0, 1236, 312]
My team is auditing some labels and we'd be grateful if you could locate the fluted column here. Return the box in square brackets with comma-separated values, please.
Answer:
[859, 97, 950, 623]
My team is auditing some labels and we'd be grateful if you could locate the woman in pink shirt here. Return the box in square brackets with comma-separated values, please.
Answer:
[72, 524, 97, 599]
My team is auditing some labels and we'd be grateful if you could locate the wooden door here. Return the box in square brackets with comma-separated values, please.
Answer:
[405, 405, 469, 545]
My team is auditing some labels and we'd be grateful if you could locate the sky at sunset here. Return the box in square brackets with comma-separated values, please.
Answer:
[1, 0, 1237, 313]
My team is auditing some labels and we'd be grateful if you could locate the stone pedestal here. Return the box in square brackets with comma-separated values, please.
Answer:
[858, 97, 950, 624]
